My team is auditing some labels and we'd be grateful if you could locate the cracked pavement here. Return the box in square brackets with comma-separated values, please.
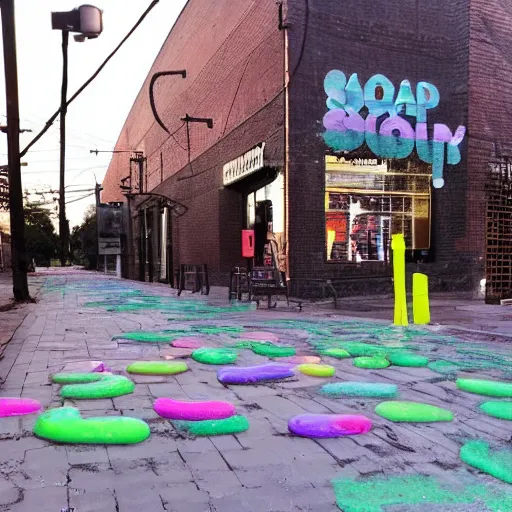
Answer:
[0, 270, 511, 512]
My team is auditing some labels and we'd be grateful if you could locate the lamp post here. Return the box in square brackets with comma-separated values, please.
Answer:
[51, 5, 103, 266]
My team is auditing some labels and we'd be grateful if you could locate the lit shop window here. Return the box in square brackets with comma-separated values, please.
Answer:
[325, 156, 431, 262]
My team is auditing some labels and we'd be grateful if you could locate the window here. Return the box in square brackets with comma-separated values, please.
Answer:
[325, 156, 431, 262]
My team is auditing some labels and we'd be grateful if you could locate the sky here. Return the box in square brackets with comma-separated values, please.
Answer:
[0, 0, 188, 231]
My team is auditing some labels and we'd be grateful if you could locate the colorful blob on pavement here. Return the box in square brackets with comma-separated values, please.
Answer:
[0, 398, 41, 418]
[52, 373, 104, 384]
[154, 397, 236, 420]
[297, 364, 335, 378]
[343, 343, 387, 357]
[280, 355, 321, 364]
[217, 363, 294, 384]
[60, 375, 135, 399]
[173, 415, 249, 436]
[456, 378, 512, 397]
[192, 348, 238, 365]
[480, 401, 512, 420]
[242, 331, 279, 342]
[321, 348, 351, 359]
[375, 401, 454, 422]
[171, 337, 203, 349]
[387, 352, 429, 367]
[126, 361, 188, 375]
[288, 414, 372, 438]
[112, 332, 177, 343]
[250, 342, 296, 358]
[320, 382, 398, 398]
[353, 356, 390, 369]
[460, 440, 512, 484]
[331, 474, 512, 512]
[33, 407, 150, 444]
[61, 361, 110, 373]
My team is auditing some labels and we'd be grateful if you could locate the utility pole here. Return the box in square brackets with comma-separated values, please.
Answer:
[1, 0, 30, 300]
[59, 30, 69, 267]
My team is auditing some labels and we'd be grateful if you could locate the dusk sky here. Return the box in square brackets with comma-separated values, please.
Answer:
[0, 0, 187, 229]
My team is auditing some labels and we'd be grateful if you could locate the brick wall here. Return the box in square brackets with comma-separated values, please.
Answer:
[460, 0, 512, 257]
[102, 0, 284, 203]
[285, 0, 472, 290]
[102, 0, 285, 284]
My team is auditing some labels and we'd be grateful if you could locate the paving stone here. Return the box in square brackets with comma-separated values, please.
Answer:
[159, 482, 210, 512]
[13, 445, 69, 490]
[107, 436, 178, 462]
[181, 449, 230, 472]
[9, 484, 67, 512]
[193, 469, 242, 498]
[114, 485, 165, 511]
[69, 489, 118, 512]
[0, 476, 21, 506]
[24, 369, 50, 386]
[66, 445, 110, 465]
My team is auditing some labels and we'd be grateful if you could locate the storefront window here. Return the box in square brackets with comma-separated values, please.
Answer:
[325, 156, 431, 262]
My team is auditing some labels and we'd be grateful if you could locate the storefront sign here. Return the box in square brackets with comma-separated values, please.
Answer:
[322, 70, 466, 189]
[223, 143, 265, 186]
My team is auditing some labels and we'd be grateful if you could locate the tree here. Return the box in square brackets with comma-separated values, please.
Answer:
[70, 205, 97, 269]
[24, 202, 59, 267]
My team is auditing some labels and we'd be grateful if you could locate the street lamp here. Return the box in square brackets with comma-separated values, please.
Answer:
[51, 5, 103, 267]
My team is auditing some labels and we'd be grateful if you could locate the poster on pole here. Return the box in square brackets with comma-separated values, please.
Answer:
[97, 204, 122, 255]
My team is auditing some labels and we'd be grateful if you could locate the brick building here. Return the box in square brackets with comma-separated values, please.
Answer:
[102, 0, 512, 298]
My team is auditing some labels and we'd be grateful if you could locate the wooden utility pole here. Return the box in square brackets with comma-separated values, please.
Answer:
[1, 0, 29, 300]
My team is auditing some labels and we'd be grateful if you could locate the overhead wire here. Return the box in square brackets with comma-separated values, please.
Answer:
[20, 0, 160, 158]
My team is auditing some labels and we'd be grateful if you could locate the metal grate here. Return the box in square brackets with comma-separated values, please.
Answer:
[485, 158, 512, 304]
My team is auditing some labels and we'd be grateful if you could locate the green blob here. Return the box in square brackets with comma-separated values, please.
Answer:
[34, 407, 150, 444]
[320, 382, 398, 398]
[191, 348, 238, 365]
[428, 360, 459, 375]
[353, 356, 390, 369]
[375, 401, 454, 422]
[250, 342, 296, 358]
[388, 352, 429, 367]
[174, 415, 249, 436]
[321, 348, 351, 359]
[331, 474, 512, 512]
[52, 373, 104, 384]
[126, 361, 188, 375]
[461, 441, 512, 484]
[297, 364, 335, 378]
[457, 378, 512, 397]
[480, 401, 512, 420]
[60, 375, 135, 399]
[343, 343, 387, 357]
[112, 332, 179, 343]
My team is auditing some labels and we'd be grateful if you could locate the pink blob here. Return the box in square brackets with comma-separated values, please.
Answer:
[62, 360, 109, 373]
[0, 398, 41, 418]
[280, 355, 321, 364]
[172, 337, 203, 349]
[242, 331, 279, 342]
[288, 414, 372, 438]
[153, 397, 236, 420]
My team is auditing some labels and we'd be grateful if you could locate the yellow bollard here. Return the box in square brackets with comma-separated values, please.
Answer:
[391, 234, 408, 326]
[413, 273, 431, 325]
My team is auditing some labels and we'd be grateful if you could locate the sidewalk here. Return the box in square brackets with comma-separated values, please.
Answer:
[0, 271, 41, 360]
[0, 269, 511, 511]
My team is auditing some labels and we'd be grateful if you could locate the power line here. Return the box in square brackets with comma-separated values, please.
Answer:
[20, 0, 160, 158]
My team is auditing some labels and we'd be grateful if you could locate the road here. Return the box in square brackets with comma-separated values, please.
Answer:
[0, 270, 511, 511]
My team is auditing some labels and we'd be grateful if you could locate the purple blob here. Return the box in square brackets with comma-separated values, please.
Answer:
[217, 363, 295, 385]
[288, 414, 372, 438]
